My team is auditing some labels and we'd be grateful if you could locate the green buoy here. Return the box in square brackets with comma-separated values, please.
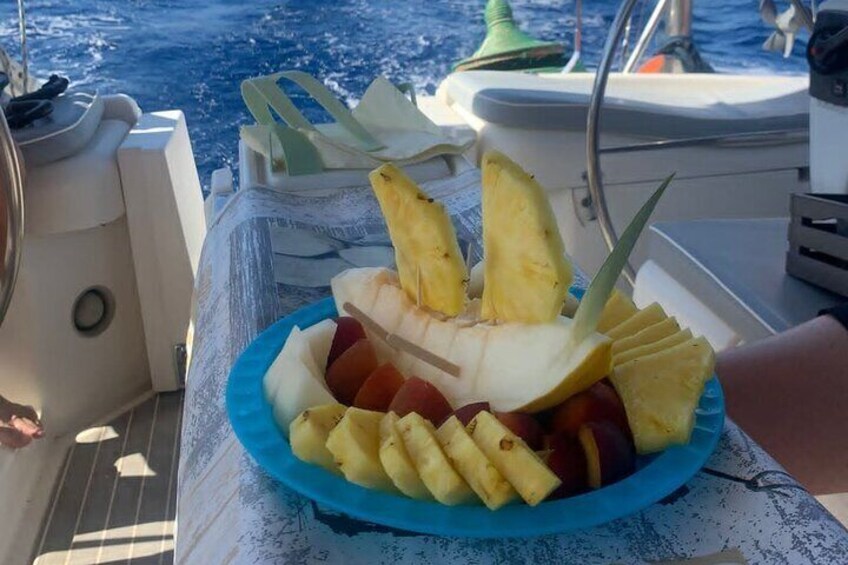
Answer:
[454, 0, 568, 73]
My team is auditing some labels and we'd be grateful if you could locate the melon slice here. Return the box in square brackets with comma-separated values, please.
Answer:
[331, 267, 398, 318]
[611, 337, 715, 454]
[605, 303, 667, 340]
[611, 317, 680, 357]
[392, 305, 432, 375]
[596, 289, 639, 334]
[613, 328, 693, 366]
[369, 164, 467, 316]
[265, 327, 335, 434]
[300, 318, 338, 373]
[480, 151, 572, 323]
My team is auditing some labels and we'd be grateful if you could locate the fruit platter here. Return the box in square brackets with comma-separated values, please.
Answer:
[227, 152, 725, 537]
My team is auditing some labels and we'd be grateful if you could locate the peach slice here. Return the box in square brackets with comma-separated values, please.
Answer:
[327, 317, 367, 368]
[578, 421, 635, 489]
[325, 339, 379, 405]
[494, 412, 545, 451]
[388, 376, 453, 426]
[545, 434, 588, 498]
[550, 381, 630, 439]
[452, 402, 490, 427]
[353, 363, 405, 412]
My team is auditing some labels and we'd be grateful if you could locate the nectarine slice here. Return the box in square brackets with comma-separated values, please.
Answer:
[578, 421, 635, 489]
[550, 381, 631, 439]
[325, 339, 378, 405]
[388, 376, 453, 425]
[327, 317, 367, 368]
[353, 363, 405, 412]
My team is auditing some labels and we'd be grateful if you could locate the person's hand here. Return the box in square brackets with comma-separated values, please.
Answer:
[0, 396, 43, 449]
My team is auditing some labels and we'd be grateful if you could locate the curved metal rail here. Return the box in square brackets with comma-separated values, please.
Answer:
[0, 110, 25, 327]
[586, 0, 641, 286]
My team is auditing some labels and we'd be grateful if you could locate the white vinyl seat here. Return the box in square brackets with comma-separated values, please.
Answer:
[439, 70, 809, 138]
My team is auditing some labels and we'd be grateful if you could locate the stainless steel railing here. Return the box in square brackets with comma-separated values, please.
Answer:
[586, 0, 642, 286]
[0, 110, 25, 327]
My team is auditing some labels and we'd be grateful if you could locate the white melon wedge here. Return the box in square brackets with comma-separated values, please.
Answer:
[392, 305, 432, 375]
[331, 267, 397, 316]
[611, 317, 680, 358]
[300, 318, 338, 373]
[605, 303, 667, 340]
[366, 282, 409, 363]
[410, 316, 459, 392]
[614, 329, 693, 366]
[266, 327, 336, 435]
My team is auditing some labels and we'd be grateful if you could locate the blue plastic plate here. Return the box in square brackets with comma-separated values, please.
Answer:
[226, 297, 725, 538]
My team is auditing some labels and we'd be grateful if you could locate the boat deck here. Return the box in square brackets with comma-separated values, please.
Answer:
[32, 392, 183, 565]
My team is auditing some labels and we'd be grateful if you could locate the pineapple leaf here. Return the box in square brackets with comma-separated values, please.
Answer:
[572, 174, 674, 343]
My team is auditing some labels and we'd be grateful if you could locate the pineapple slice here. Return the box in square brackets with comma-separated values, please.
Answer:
[397, 412, 475, 505]
[596, 289, 639, 334]
[611, 337, 715, 454]
[468, 411, 560, 506]
[289, 404, 347, 473]
[611, 317, 680, 357]
[480, 151, 572, 323]
[436, 416, 518, 510]
[605, 303, 667, 340]
[369, 164, 467, 316]
[614, 329, 692, 366]
[326, 408, 396, 492]
[379, 412, 431, 500]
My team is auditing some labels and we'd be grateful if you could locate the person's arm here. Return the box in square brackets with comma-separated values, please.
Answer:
[716, 309, 848, 494]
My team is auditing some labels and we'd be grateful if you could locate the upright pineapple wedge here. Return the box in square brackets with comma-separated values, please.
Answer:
[611, 337, 715, 454]
[468, 411, 560, 506]
[611, 317, 680, 358]
[480, 151, 573, 323]
[597, 289, 639, 334]
[369, 163, 467, 316]
[397, 412, 475, 505]
[605, 303, 667, 340]
[289, 404, 347, 473]
[326, 408, 396, 492]
[614, 329, 692, 366]
[378, 412, 431, 500]
[436, 416, 518, 511]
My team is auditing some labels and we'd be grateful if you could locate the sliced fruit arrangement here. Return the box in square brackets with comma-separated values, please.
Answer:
[260, 154, 717, 510]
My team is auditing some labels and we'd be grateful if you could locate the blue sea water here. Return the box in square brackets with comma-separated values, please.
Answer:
[0, 1, 809, 188]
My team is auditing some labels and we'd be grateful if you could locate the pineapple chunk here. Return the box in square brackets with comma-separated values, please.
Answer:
[369, 164, 467, 316]
[326, 408, 396, 492]
[397, 412, 475, 505]
[468, 411, 560, 506]
[611, 337, 715, 454]
[605, 302, 667, 340]
[379, 412, 431, 500]
[480, 151, 573, 323]
[611, 317, 680, 357]
[614, 329, 692, 366]
[289, 404, 347, 473]
[436, 416, 517, 510]
[597, 289, 639, 334]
